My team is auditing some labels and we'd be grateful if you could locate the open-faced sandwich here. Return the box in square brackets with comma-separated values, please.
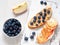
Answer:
[37, 18, 58, 44]
[28, 6, 52, 29]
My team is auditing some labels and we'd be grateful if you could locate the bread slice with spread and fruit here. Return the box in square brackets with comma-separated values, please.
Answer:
[28, 6, 52, 29]
[37, 18, 58, 44]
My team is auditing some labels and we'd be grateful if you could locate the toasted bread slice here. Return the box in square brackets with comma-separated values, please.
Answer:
[37, 18, 58, 44]
[28, 6, 52, 29]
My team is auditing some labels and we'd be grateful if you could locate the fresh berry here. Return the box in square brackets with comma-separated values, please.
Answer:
[24, 37, 28, 41]
[40, 1, 43, 5]
[30, 35, 34, 39]
[36, 24, 38, 26]
[3, 18, 21, 37]
[44, 12, 46, 16]
[33, 16, 37, 20]
[44, 9, 46, 12]
[30, 22, 33, 25]
[39, 12, 42, 16]
[38, 16, 41, 19]
[38, 20, 41, 23]
[42, 16, 45, 19]
[33, 20, 36, 23]
[47, 10, 50, 14]
[44, 2, 47, 5]
[32, 32, 36, 36]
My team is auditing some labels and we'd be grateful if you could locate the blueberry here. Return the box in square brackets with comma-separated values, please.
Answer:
[44, 9, 46, 12]
[3, 29, 8, 34]
[13, 19, 17, 22]
[30, 35, 34, 39]
[12, 30, 16, 33]
[4, 23, 8, 28]
[36, 24, 38, 26]
[17, 30, 21, 32]
[24, 37, 28, 41]
[47, 10, 50, 14]
[42, 16, 45, 19]
[17, 30, 21, 33]
[44, 2, 47, 5]
[8, 20, 12, 23]
[38, 16, 41, 19]
[8, 30, 11, 33]
[4, 25, 8, 30]
[9, 27, 13, 30]
[14, 25, 19, 29]
[15, 21, 20, 26]
[11, 34, 15, 36]
[15, 33, 18, 35]
[7, 34, 12, 36]
[30, 22, 33, 25]
[12, 22, 15, 26]
[3, 18, 22, 37]
[40, 1, 43, 5]
[7, 19, 13, 24]
[39, 12, 42, 16]
[13, 25, 17, 30]
[33, 16, 37, 20]
[33, 20, 36, 23]
[44, 12, 46, 16]
[32, 32, 36, 36]
[38, 20, 41, 23]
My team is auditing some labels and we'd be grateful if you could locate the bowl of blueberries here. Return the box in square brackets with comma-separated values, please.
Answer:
[3, 18, 22, 38]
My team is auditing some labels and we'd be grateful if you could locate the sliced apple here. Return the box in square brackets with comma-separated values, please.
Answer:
[12, 1, 27, 15]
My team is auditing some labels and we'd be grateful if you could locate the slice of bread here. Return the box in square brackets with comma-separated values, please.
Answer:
[37, 18, 58, 44]
[28, 6, 52, 29]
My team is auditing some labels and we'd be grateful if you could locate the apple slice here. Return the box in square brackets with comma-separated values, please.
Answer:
[12, 1, 27, 15]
